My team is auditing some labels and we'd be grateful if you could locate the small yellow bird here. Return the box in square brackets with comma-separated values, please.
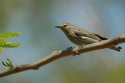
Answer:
[55, 23, 122, 52]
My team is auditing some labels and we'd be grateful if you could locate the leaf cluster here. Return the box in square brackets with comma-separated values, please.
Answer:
[0, 32, 21, 52]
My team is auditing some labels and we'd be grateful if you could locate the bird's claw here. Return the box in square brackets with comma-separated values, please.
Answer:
[66, 46, 73, 50]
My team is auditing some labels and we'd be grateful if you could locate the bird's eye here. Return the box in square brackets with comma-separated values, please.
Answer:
[63, 24, 68, 27]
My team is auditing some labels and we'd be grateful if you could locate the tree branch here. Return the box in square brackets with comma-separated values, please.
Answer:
[0, 34, 125, 78]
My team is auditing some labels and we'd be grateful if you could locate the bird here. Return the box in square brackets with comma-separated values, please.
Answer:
[55, 23, 122, 52]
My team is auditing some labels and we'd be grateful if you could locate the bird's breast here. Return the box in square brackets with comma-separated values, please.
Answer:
[64, 31, 83, 45]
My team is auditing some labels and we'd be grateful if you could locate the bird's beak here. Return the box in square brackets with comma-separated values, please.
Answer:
[55, 26, 60, 28]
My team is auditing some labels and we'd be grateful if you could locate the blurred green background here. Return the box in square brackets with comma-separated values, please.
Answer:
[0, 0, 125, 83]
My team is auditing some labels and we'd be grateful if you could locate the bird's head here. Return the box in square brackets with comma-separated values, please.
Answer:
[55, 23, 72, 32]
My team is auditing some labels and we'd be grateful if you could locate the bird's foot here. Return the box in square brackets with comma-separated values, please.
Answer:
[66, 46, 73, 50]
[66, 46, 80, 56]
[72, 45, 84, 56]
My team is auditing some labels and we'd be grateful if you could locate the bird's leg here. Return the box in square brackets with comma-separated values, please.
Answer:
[66, 46, 81, 56]
[72, 45, 84, 56]
[66, 46, 78, 56]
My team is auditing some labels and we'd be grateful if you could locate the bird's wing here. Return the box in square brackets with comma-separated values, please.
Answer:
[74, 29, 107, 41]
[94, 34, 107, 40]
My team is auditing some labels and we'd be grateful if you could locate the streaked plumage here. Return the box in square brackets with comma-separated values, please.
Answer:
[55, 23, 122, 52]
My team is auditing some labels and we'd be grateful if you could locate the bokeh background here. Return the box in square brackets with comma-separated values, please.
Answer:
[0, 0, 125, 83]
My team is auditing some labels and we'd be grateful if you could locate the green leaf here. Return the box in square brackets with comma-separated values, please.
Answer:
[0, 32, 21, 38]
[0, 39, 21, 48]
[0, 39, 10, 47]
[3, 43, 21, 48]
[0, 32, 21, 53]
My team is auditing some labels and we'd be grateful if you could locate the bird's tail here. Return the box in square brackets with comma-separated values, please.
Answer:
[109, 45, 122, 52]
